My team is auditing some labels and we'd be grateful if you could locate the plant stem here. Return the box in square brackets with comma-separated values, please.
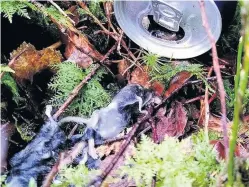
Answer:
[234, 37, 244, 98]
[228, 1, 249, 186]
[199, 0, 228, 156]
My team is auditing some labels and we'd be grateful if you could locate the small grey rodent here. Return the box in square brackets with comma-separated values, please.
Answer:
[59, 84, 153, 159]
[6, 106, 66, 187]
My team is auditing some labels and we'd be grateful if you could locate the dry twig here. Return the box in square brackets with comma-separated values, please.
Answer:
[43, 142, 87, 187]
[48, 0, 75, 25]
[87, 107, 153, 187]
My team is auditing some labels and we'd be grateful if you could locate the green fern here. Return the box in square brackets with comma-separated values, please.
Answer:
[48, 62, 111, 117]
[142, 51, 204, 85]
[120, 131, 223, 187]
[52, 164, 99, 187]
[0, 0, 36, 23]
[78, 0, 106, 20]
[44, 6, 73, 28]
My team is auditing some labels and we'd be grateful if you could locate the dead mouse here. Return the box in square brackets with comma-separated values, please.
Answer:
[58, 84, 153, 159]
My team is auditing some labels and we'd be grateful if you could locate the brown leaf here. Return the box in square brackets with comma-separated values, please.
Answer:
[155, 101, 188, 142]
[118, 59, 130, 76]
[9, 42, 62, 80]
[151, 81, 165, 96]
[210, 140, 240, 160]
[99, 142, 135, 186]
[208, 115, 231, 133]
[96, 142, 122, 158]
[130, 66, 151, 88]
[64, 30, 104, 68]
[164, 71, 192, 98]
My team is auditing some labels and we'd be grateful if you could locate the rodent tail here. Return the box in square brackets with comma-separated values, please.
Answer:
[58, 116, 90, 126]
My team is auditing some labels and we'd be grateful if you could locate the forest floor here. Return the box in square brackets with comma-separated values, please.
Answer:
[1, 1, 249, 187]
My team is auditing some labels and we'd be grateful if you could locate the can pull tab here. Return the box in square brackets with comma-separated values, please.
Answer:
[151, 0, 183, 32]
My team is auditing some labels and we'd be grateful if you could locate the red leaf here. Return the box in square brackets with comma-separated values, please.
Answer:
[155, 102, 188, 142]
[210, 140, 240, 159]
[151, 81, 165, 96]
[164, 71, 192, 98]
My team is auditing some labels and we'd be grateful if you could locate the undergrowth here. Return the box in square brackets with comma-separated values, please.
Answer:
[142, 51, 205, 86]
[119, 131, 223, 187]
[78, 0, 106, 20]
[52, 164, 99, 187]
[224, 79, 249, 119]
[48, 62, 111, 117]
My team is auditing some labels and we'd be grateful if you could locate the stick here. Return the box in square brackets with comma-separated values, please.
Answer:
[77, 1, 137, 61]
[199, 0, 228, 157]
[52, 64, 100, 119]
[43, 141, 87, 187]
[87, 109, 153, 187]
[53, 44, 117, 119]
[48, 0, 75, 25]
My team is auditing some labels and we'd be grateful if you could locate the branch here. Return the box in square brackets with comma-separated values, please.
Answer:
[87, 107, 153, 187]
[52, 64, 100, 119]
[43, 141, 87, 187]
[48, 0, 75, 25]
[77, 1, 136, 61]
[199, 0, 228, 157]
[53, 44, 117, 119]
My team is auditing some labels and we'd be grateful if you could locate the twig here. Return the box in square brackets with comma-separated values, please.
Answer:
[199, 0, 228, 157]
[48, 0, 75, 25]
[48, 41, 62, 49]
[183, 95, 205, 104]
[204, 67, 213, 143]
[87, 108, 153, 187]
[52, 64, 100, 119]
[53, 44, 117, 119]
[43, 141, 87, 187]
[103, 1, 117, 33]
[77, 1, 137, 61]
[184, 76, 217, 85]
[0, 48, 27, 79]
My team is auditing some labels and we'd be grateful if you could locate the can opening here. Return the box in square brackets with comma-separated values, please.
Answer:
[142, 15, 185, 41]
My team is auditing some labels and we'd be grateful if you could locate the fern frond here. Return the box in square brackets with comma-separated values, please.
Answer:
[45, 6, 73, 28]
[0, 1, 32, 23]
[141, 51, 205, 86]
[48, 62, 111, 117]
[78, 0, 106, 20]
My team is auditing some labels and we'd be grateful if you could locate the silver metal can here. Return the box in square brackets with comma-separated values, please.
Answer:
[114, 0, 222, 59]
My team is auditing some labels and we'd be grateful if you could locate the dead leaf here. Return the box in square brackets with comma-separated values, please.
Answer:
[64, 30, 104, 68]
[130, 66, 151, 88]
[210, 140, 240, 160]
[155, 101, 188, 142]
[99, 142, 135, 186]
[151, 81, 165, 96]
[118, 59, 130, 76]
[96, 142, 122, 158]
[164, 71, 192, 98]
[208, 115, 231, 133]
[9, 42, 62, 80]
